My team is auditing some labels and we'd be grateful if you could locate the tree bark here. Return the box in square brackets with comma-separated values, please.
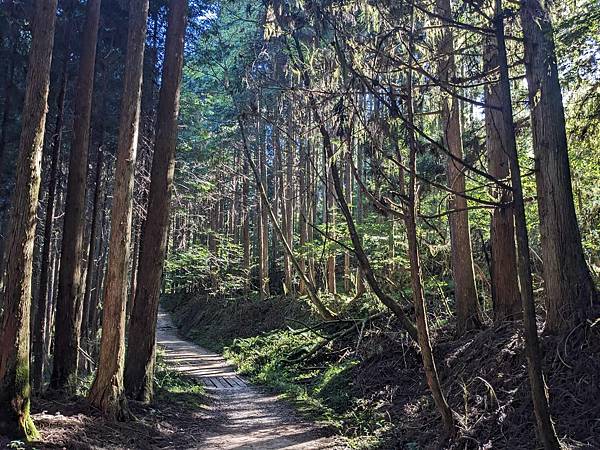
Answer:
[483, 34, 521, 322]
[404, 19, 455, 434]
[520, 0, 597, 334]
[436, 0, 482, 335]
[495, 6, 561, 447]
[32, 48, 69, 393]
[0, 0, 58, 439]
[257, 115, 270, 299]
[125, 0, 187, 402]
[88, 0, 149, 420]
[242, 144, 250, 290]
[51, 0, 102, 393]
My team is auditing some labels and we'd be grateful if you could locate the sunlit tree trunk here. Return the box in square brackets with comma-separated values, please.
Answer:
[242, 145, 250, 290]
[404, 15, 456, 436]
[0, 0, 58, 438]
[436, 0, 482, 334]
[125, 0, 187, 402]
[520, 0, 597, 334]
[88, 0, 149, 420]
[257, 114, 270, 299]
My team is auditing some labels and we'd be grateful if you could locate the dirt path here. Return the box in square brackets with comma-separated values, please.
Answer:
[157, 310, 345, 449]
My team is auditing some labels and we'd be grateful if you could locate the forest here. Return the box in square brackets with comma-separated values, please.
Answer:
[0, 0, 598, 448]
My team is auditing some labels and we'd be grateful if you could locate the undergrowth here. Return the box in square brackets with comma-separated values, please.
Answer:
[162, 292, 600, 449]
[154, 352, 206, 408]
[224, 330, 379, 446]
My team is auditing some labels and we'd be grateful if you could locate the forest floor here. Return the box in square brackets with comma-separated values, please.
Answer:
[162, 292, 600, 449]
[153, 309, 344, 449]
[0, 310, 343, 450]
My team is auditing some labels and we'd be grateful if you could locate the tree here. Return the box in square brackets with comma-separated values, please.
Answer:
[32, 8, 73, 391]
[520, 0, 597, 334]
[0, 0, 58, 438]
[125, 0, 188, 402]
[88, 0, 149, 419]
[494, 4, 561, 446]
[483, 35, 521, 321]
[435, 0, 482, 334]
[52, 0, 102, 393]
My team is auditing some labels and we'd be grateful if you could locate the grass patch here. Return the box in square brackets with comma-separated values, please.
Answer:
[154, 353, 205, 409]
[223, 329, 384, 448]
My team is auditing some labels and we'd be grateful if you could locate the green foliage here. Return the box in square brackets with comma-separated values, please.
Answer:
[223, 329, 385, 445]
[154, 354, 206, 409]
[165, 238, 247, 296]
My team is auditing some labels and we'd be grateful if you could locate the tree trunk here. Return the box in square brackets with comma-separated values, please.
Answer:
[284, 106, 294, 294]
[325, 146, 337, 295]
[495, 7, 561, 448]
[125, 0, 187, 402]
[32, 51, 69, 393]
[404, 23, 455, 434]
[242, 146, 250, 290]
[81, 143, 104, 372]
[88, 0, 149, 420]
[520, 0, 597, 334]
[51, 0, 102, 393]
[257, 115, 270, 299]
[0, 0, 58, 439]
[484, 34, 521, 322]
[436, 0, 482, 335]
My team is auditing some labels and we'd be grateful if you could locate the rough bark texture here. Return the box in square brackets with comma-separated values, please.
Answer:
[520, 0, 597, 334]
[495, 7, 561, 447]
[125, 0, 188, 402]
[0, 0, 58, 439]
[52, 0, 102, 393]
[483, 36, 521, 322]
[436, 0, 482, 335]
[88, 0, 149, 420]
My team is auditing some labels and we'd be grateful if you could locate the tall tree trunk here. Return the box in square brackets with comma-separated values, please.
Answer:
[484, 35, 521, 322]
[51, 0, 102, 393]
[81, 143, 104, 371]
[284, 106, 294, 294]
[404, 21, 455, 434]
[242, 147, 250, 290]
[125, 0, 187, 402]
[0, 0, 58, 439]
[436, 0, 482, 335]
[32, 48, 69, 393]
[88, 0, 149, 420]
[355, 124, 366, 298]
[326, 146, 336, 294]
[257, 115, 270, 299]
[520, 0, 597, 334]
[495, 5, 561, 448]
[298, 140, 308, 296]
